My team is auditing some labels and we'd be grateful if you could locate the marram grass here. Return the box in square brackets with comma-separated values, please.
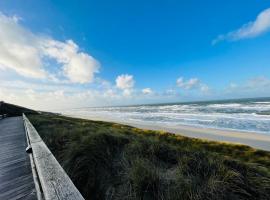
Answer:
[28, 113, 270, 200]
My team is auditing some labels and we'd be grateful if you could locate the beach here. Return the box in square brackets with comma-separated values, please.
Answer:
[62, 98, 270, 151]
[65, 114, 270, 151]
[131, 122, 270, 151]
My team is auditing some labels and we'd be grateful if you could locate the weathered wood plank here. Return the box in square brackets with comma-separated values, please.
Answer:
[23, 114, 85, 200]
[0, 116, 37, 200]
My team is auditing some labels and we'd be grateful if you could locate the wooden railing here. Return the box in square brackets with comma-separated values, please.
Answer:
[23, 114, 85, 200]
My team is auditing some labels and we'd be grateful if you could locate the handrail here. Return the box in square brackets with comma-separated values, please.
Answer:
[23, 114, 85, 200]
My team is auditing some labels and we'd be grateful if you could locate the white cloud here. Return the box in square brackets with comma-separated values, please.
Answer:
[0, 83, 114, 110]
[0, 77, 142, 110]
[25, 89, 36, 101]
[247, 76, 270, 88]
[176, 77, 209, 93]
[225, 76, 270, 97]
[200, 84, 210, 93]
[142, 88, 153, 94]
[176, 77, 200, 90]
[164, 89, 177, 96]
[0, 13, 46, 78]
[41, 39, 99, 83]
[213, 8, 270, 44]
[115, 74, 135, 96]
[116, 74, 135, 89]
[0, 12, 99, 83]
[115, 74, 135, 97]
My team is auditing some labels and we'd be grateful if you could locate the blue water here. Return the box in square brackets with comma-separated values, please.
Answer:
[63, 98, 270, 134]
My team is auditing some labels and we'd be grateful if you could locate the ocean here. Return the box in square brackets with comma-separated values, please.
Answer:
[63, 97, 270, 135]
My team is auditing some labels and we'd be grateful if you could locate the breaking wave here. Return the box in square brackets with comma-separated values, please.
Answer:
[63, 98, 270, 134]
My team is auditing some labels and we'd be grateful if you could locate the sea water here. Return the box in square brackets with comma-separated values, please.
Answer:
[63, 97, 270, 135]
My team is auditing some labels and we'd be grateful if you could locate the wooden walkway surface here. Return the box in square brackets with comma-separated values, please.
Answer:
[0, 116, 37, 200]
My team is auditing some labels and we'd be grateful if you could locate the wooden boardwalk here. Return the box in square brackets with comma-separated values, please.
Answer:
[0, 116, 37, 200]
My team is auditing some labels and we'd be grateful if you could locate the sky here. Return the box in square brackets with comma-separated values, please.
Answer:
[0, 0, 270, 110]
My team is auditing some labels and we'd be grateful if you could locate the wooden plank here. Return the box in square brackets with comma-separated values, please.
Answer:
[0, 116, 37, 200]
[23, 114, 85, 200]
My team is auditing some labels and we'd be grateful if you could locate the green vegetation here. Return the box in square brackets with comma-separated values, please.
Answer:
[28, 113, 270, 200]
[0, 101, 37, 117]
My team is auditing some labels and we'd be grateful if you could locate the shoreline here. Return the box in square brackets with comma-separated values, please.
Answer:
[64, 114, 270, 151]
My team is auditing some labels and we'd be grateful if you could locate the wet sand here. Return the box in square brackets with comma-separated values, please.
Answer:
[64, 114, 270, 151]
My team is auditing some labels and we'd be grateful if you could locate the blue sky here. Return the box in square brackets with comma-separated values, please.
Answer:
[0, 0, 270, 110]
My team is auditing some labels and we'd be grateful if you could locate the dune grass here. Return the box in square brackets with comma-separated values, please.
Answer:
[0, 101, 37, 117]
[28, 113, 270, 200]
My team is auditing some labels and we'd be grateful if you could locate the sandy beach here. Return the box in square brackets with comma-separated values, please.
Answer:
[65, 114, 270, 151]
[130, 122, 270, 151]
